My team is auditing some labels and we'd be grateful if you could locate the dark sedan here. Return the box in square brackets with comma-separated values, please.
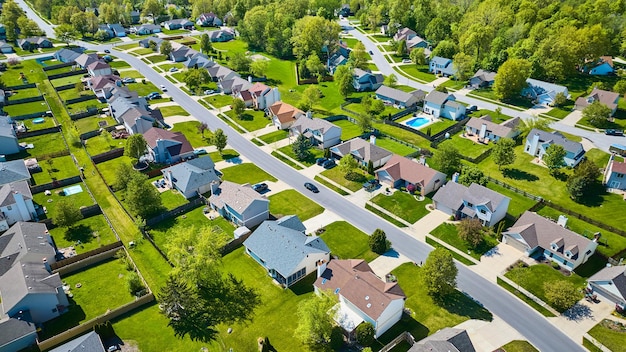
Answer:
[304, 182, 319, 193]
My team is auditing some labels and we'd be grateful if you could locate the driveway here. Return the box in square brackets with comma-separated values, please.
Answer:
[367, 249, 412, 278]
[470, 244, 523, 282]
[548, 299, 615, 344]
[456, 316, 527, 352]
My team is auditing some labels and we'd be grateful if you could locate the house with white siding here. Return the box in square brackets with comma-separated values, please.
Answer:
[432, 182, 510, 226]
[209, 181, 269, 228]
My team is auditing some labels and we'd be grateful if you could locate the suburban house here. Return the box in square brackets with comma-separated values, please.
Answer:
[53, 48, 82, 63]
[0, 41, 13, 54]
[587, 265, 626, 308]
[604, 157, 626, 190]
[502, 211, 598, 271]
[209, 181, 270, 228]
[74, 53, 101, 69]
[432, 182, 510, 226]
[328, 41, 351, 73]
[0, 222, 69, 324]
[87, 61, 112, 77]
[49, 331, 106, 352]
[314, 259, 405, 338]
[423, 90, 466, 120]
[575, 88, 620, 116]
[238, 82, 281, 110]
[0, 181, 36, 231]
[138, 36, 164, 49]
[108, 86, 162, 134]
[186, 53, 215, 69]
[107, 23, 127, 37]
[268, 101, 305, 130]
[17, 37, 52, 50]
[196, 12, 223, 27]
[375, 154, 446, 195]
[524, 129, 585, 167]
[469, 69, 496, 88]
[353, 69, 384, 92]
[408, 328, 476, 352]
[375, 85, 426, 108]
[143, 127, 194, 165]
[87, 75, 122, 100]
[522, 78, 570, 106]
[429, 56, 455, 77]
[0, 160, 31, 187]
[393, 27, 417, 42]
[169, 45, 190, 62]
[406, 35, 428, 52]
[219, 75, 252, 95]
[586, 56, 615, 76]
[208, 28, 235, 42]
[465, 115, 521, 142]
[0, 25, 6, 40]
[290, 116, 342, 149]
[0, 315, 37, 352]
[207, 64, 238, 82]
[330, 137, 393, 168]
[130, 10, 140, 24]
[244, 215, 330, 287]
[97, 25, 114, 39]
[131, 24, 161, 35]
[163, 19, 194, 30]
[0, 116, 19, 155]
[161, 157, 220, 199]
[337, 4, 351, 17]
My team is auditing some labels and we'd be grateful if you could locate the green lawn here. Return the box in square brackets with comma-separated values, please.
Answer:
[203, 94, 233, 108]
[345, 101, 403, 118]
[96, 156, 133, 186]
[40, 258, 136, 339]
[159, 105, 190, 117]
[496, 277, 555, 317]
[224, 109, 271, 131]
[427, 118, 458, 136]
[58, 88, 92, 101]
[269, 189, 324, 221]
[170, 121, 211, 148]
[84, 133, 126, 156]
[276, 144, 325, 167]
[126, 82, 162, 97]
[468, 109, 514, 124]
[134, 47, 156, 55]
[373, 121, 432, 150]
[22, 116, 56, 131]
[157, 62, 185, 72]
[33, 182, 93, 214]
[120, 70, 145, 79]
[159, 189, 189, 210]
[115, 43, 140, 50]
[486, 182, 537, 218]
[212, 39, 248, 54]
[319, 221, 379, 262]
[145, 54, 168, 63]
[470, 87, 534, 109]
[49, 214, 118, 254]
[220, 163, 277, 184]
[257, 129, 289, 144]
[109, 60, 131, 68]
[320, 166, 369, 192]
[74, 116, 118, 134]
[585, 148, 613, 168]
[1, 60, 46, 85]
[439, 79, 467, 90]
[13, 133, 68, 159]
[3, 100, 48, 116]
[545, 105, 574, 120]
[578, 112, 626, 130]
[397, 64, 437, 83]
[49, 75, 83, 87]
[499, 340, 539, 352]
[587, 319, 626, 352]
[32, 155, 79, 185]
[504, 264, 586, 312]
[371, 191, 431, 223]
[44, 66, 75, 76]
[331, 119, 363, 140]
[374, 136, 418, 156]
[208, 149, 240, 162]
[7, 87, 41, 99]
[66, 99, 107, 113]
[437, 132, 492, 159]
[430, 223, 500, 260]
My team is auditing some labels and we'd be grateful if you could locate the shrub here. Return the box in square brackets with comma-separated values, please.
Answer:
[356, 322, 375, 346]
[126, 271, 145, 296]
[551, 261, 560, 269]
[369, 229, 390, 254]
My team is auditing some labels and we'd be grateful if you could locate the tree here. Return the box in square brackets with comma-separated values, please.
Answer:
[232, 99, 246, 119]
[71, 12, 88, 37]
[349, 42, 369, 70]
[18, 17, 44, 37]
[126, 271, 145, 296]
[457, 165, 487, 186]
[54, 24, 79, 46]
[493, 58, 532, 101]
[433, 144, 461, 176]
[582, 101, 612, 128]
[53, 200, 83, 228]
[369, 229, 390, 254]
[124, 134, 147, 162]
[115, 163, 136, 191]
[543, 280, 583, 312]
[422, 248, 458, 297]
[431, 40, 457, 60]
[294, 293, 337, 345]
[142, 0, 163, 17]
[518, 117, 550, 140]
[300, 85, 321, 111]
[230, 52, 252, 72]
[0, 0, 24, 42]
[334, 65, 354, 99]
[200, 33, 213, 54]
[305, 54, 326, 80]
[553, 92, 567, 107]
[396, 39, 407, 57]
[435, 85, 449, 93]
[452, 52, 473, 81]
[566, 176, 587, 202]
[458, 218, 484, 248]
[159, 40, 173, 57]
[165, 225, 223, 282]
[182, 69, 210, 93]
[93, 30, 109, 42]
[125, 172, 162, 218]
[212, 129, 227, 154]
[567, 159, 601, 202]
[385, 74, 398, 88]
[410, 47, 427, 65]
[291, 16, 341, 61]
[338, 155, 358, 177]
[370, 100, 385, 116]
[613, 80, 626, 95]
[356, 114, 372, 133]
[356, 322, 376, 346]
[543, 144, 567, 176]
[492, 138, 516, 170]
[292, 133, 311, 161]
[197, 122, 208, 137]
[251, 60, 268, 78]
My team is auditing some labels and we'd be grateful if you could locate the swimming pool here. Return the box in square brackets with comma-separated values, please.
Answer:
[405, 117, 429, 128]
[33, 118, 45, 124]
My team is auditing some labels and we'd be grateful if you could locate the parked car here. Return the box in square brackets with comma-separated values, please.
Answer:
[147, 92, 161, 100]
[467, 105, 478, 112]
[104, 49, 111, 53]
[369, 50, 373, 55]
[322, 159, 336, 169]
[402, 59, 412, 64]
[204, 89, 215, 95]
[107, 345, 119, 352]
[605, 129, 624, 136]
[362, 179, 379, 191]
[160, 84, 167, 92]
[169, 67, 178, 72]
[304, 182, 319, 193]
[193, 148, 207, 155]
[252, 183, 268, 193]
[122, 77, 136, 83]
[316, 157, 327, 166]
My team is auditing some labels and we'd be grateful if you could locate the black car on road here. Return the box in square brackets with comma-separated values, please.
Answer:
[304, 182, 319, 193]
[605, 129, 624, 136]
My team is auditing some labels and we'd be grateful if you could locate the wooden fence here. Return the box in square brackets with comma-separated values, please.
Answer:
[5, 95, 44, 105]
[43, 61, 75, 71]
[65, 94, 97, 105]
[47, 69, 87, 80]
[30, 175, 82, 194]
[17, 125, 61, 138]
[50, 241, 123, 272]
[91, 148, 125, 164]
[4, 83, 37, 90]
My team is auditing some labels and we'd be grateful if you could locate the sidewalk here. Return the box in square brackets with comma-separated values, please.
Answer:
[302, 210, 343, 234]
[404, 209, 449, 242]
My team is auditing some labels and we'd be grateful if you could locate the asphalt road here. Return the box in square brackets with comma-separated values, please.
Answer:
[106, 49, 584, 352]
[14, 0, 56, 38]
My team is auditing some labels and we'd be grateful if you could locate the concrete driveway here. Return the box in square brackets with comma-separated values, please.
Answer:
[471, 244, 523, 282]
[548, 299, 615, 344]
[456, 316, 527, 352]
[367, 249, 412, 278]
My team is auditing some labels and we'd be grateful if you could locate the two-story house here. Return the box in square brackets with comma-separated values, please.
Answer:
[208, 29, 235, 42]
[604, 157, 626, 191]
[237, 83, 281, 110]
[469, 69, 496, 88]
[0, 181, 36, 231]
[375, 154, 446, 195]
[196, 12, 223, 27]
[375, 85, 426, 108]
[575, 88, 620, 116]
[290, 116, 342, 149]
[163, 19, 194, 30]
[465, 115, 521, 142]
[352, 69, 384, 92]
[143, 127, 194, 165]
[429, 56, 455, 77]
[330, 137, 393, 168]
[0, 116, 19, 155]
[423, 90, 466, 120]
[525, 129, 585, 167]
[503, 211, 598, 271]
[433, 182, 510, 226]
[162, 157, 220, 199]
[209, 180, 270, 228]
[268, 102, 305, 130]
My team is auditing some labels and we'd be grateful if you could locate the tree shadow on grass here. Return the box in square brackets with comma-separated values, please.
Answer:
[436, 291, 493, 322]
[63, 224, 96, 245]
[502, 168, 539, 181]
[576, 182, 606, 207]
[377, 314, 429, 344]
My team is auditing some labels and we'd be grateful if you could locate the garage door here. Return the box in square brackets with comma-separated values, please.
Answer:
[503, 235, 529, 253]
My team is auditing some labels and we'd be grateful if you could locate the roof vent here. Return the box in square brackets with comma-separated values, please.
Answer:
[365, 296, 369, 301]
[366, 303, 371, 308]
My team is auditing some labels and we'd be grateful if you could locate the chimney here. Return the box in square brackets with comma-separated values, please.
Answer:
[43, 257, 51, 272]
[210, 180, 221, 195]
[557, 215, 568, 228]
[452, 172, 459, 183]
[479, 123, 487, 139]
[370, 135, 376, 145]
[306, 110, 313, 119]
[248, 75, 252, 83]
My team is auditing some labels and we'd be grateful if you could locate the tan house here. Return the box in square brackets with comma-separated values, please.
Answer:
[575, 88, 620, 116]
[268, 102, 306, 130]
[375, 154, 446, 195]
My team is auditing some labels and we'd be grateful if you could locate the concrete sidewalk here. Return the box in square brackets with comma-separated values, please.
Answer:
[404, 209, 449, 242]
[302, 210, 343, 234]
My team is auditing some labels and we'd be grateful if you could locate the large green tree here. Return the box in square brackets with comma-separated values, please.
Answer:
[457, 165, 487, 186]
[291, 16, 341, 61]
[292, 133, 312, 161]
[54, 24, 78, 45]
[334, 65, 354, 99]
[124, 134, 148, 162]
[422, 248, 458, 297]
[582, 101, 612, 128]
[125, 172, 162, 218]
[493, 58, 532, 101]
[544, 280, 583, 312]
[53, 200, 83, 229]
[182, 69, 210, 93]
[294, 293, 337, 346]
[212, 129, 228, 155]
[348, 42, 369, 70]
[492, 138, 516, 171]
[200, 33, 213, 54]
[458, 218, 484, 248]
[433, 144, 461, 177]
[543, 144, 567, 176]
[369, 229, 390, 254]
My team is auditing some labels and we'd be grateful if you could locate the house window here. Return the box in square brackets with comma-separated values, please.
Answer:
[617, 173, 624, 178]
[467, 202, 474, 207]
[480, 209, 486, 214]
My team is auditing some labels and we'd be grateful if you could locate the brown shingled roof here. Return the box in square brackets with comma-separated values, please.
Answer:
[269, 102, 304, 124]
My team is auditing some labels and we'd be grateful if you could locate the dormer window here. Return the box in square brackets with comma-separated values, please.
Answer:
[551, 243, 558, 251]
[466, 202, 474, 207]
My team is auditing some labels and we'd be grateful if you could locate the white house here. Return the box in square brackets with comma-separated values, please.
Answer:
[465, 115, 521, 142]
[290, 116, 342, 149]
[587, 265, 626, 308]
[423, 90, 466, 120]
[522, 78, 570, 106]
[524, 129, 585, 167]
[209, 181, 270, 228]
[143, 127, 194, 165]
[268, 101, 305, 130]
[238, 82, 281, 110]
[0, 181, 36, 231]
[375, 154, 446, 195]
[604, 157, 626, 191]
[314, 259, 406, 338]
[502, 211, 598, 271]
[429, 56, 455, 77]
[244, 216, 330, 287]
[0, 116, 19, 155]
[330, 137, 393, 168]
[432, 182, 510, 226]
[87, 61, 112, 77]
[162, 157, 220, 199]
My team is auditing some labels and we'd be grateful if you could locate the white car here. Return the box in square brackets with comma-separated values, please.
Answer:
[169, 67, 178, 72]
[160, 84, 167, 92]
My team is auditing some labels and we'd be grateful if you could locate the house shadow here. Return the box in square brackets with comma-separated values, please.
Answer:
[482, 245, 502, 258]
[39, 299, 86, 340]
[502, 168, 539, 181]
[224, 156, 243, 164]
[437, 291, 493, 322]
[289, 272, 316, 296]
[563, 303, 593, 322]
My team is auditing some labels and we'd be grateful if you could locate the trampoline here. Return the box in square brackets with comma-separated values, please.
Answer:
[63, 185, 83, 195]
[33, 118, 45, 124]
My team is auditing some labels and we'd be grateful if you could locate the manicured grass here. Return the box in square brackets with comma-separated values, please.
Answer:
[126, 81, 162, 97]
[84, 132, 126, 156]
[31, 155, 79, 185]
[170, 121, 211, 148]
[344, 101, 403, 118]
[587, 319, 626, 352]
[496, 277, 556, 317]
[74, 116, 118, 134]
[468, 109, 514, 124]
[374, 136, 418, 156]
[271, 151, 304, 170]
[319, 221, 379, 262]
[159, 105, 190, 117]
[583, 337, 603, 352]
[159, 189, 189, 210]
[437, 132, 491, 159]
[430, 223, 499, 260]
[115, 43, 140, 50]
[578, 112, 626, 130]
[145, 54, 168, 63]
[208, 149, 240, 162]
[58, 88, 93, 101]
[49, 75, 84, 87]
[314, 175, 349, 195]
[2, 100, 48, 116]
[1, 60, 46, 85]
[276, 145, 325, 167]
[504, 263, 586, 312]
[13, 132, 68, 159]
[585, 148, 612, 169]
[371, 191, 432, 223]
[7, 87, 41, 99]
[470, 87, 534, 109]
[439, 79, 467, 90]
[545, 106, 574, 120]
[33, 182, 93, 213]
[22, 116, 56, 131]
[426, 237, 476, 266]
[320, 166, 369, 192]
[486, 182, 538, 218]
[224, 109, 271, 131]
[212, 39, 248, 54]
[134, 47, 156, 55]
[427, 118, 458, 136]
[96, 156, 133, 186]
[257, 129, 288, 144]
[120, 70, 145, 79]
[158, 62, 185, 72]
[170, 71, 186, 82]
[40, 258, 136, 339]
[269, 189, 324, 221]
[499, 340, 539, 352]
[45, 66, 76, 76]
[220, 162, 277, 184]
[49, 214, 117, 254]
[365, 203, 408, 227]
[109, 60, 131, 68]
[66, 99, 107, 113]
[397, 64, 437, 83]
[373, 121, 432, 150]
[331, 118, 363, 140]
[203, 94, 233, 108]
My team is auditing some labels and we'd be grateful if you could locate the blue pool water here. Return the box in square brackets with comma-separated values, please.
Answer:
[32, 118, 45, 124]
[406, 117, 429, 128]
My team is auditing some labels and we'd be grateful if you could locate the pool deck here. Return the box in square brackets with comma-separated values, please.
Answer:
[402, 113, 438, 130]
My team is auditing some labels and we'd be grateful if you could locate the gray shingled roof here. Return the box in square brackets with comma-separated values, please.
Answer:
[466, 115, 519, 138]
[465, 183, 509, 212]
[375, 85, 415, 104]
[0, 222, 55, 271]
[424, 90, 450, 106]
[291, 117, 340, 135]
[408, 328, 475, 352]
[432, 182, 467, 211]
[162, 157, 219, 195]
[49, 331, 105, 352]
[209, 181, 267, 214]
[0, 160, 30, 186]
[0, 116, 15, 139]
[527, 128, 583, 154]
[330, 138, 392, 163]
[0, 180, 32, 207]
[0, 316, 36, 347]
[0, 261, 63, 314]
[589, 265, 626, 300]
[243, 216, 329, 278]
